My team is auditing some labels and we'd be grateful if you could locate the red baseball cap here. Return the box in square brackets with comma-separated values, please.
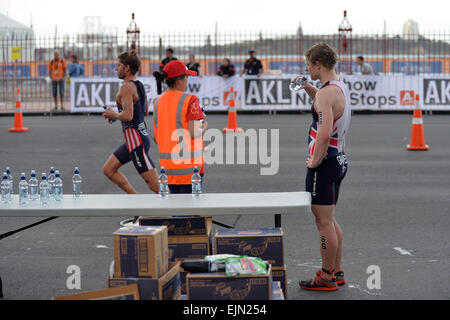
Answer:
[163, 60, 197, 78]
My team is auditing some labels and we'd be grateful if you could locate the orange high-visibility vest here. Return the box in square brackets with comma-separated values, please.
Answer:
[153, 90, 204, 185]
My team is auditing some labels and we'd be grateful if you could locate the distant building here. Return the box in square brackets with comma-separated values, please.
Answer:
[403, 19, 419, 40]
[76, 16, 119, 61]
[0, 12, 35, 63]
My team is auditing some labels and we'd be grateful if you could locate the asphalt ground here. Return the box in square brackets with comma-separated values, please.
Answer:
[0, 112, 449, 300]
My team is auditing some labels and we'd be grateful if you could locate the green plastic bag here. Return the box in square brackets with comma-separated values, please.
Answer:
[205, 254, 239, 263]
[204, 254, 268, 276]
[223, 256, 268, 276]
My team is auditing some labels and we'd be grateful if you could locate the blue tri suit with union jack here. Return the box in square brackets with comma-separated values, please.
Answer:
[305, 79, 351, 205]
[113, 80, 156, 174]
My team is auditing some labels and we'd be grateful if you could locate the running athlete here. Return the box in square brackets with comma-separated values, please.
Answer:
[102, 51, 159, 194]
[296, 43, 351, 291]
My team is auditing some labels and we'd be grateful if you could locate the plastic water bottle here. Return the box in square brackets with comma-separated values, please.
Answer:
[48, 167, 56, 197]
[158, 167, 169, 197]
[53, 170, 63, 202]
[40, 173, 50, 206]
[29, 170, 39, 201]
[1, 173, 11, 204]
[289, 76, 307, 92]
[191, 167, 202, 196]
[19, 173, 29, 206]
[72, 167, 82, 198]
[5, 167, 13, 194]
[103, 106, 117, 123]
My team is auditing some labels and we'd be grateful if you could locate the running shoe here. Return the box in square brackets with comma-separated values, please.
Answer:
[299, 271, 338, 291]
[316, 269, 346, 286]
[334, 270, 346, 286]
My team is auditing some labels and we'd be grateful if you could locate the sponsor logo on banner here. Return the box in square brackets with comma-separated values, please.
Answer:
[223, 90, 237, 106]
[400, 91, 415, 106]
[423, 79, 450, 105]
[245, 78, 292, 105]
[73, 81, 120, 108]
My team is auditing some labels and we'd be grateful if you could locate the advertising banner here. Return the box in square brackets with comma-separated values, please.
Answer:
[70, 76, 240, 113]
[240, 75, 450, 111]
[71, 75, 450, 113]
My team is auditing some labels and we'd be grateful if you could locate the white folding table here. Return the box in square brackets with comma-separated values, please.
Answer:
[0, 192, 311, 226]
[0, 192, 311, 298]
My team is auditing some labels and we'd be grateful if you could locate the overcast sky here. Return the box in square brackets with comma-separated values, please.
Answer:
[1, 0, 449, 35]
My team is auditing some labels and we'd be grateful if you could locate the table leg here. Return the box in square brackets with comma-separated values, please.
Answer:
[275, 214, 281, 228]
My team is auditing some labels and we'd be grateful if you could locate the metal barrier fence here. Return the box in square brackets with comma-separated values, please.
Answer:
[1, 30, 449, 112]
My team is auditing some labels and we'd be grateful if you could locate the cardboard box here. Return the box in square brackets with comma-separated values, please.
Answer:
[186, 265, 272, 300]
[271, 265, 287, 299]
[214, 228, 284, 267]
[168, 218, 212, 262]
[169, 238, 212, 262]
[113, 225, 168, 278]
[54, 284, 140, 300]
[180, 267, 188, 294]
[272, 281, 284, 300]
[139, 216, 212, 236]
[107, 262, 181, 300]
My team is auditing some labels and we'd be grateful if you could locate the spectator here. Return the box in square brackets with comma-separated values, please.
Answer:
[160, 48, 178, 71]
[48, 50, 66, 110]
[68, 55, 84, 78]
[186, 54, 202, 77]
[356, 56, 374, 75]
[240, 49, 263, 77]
[217, 58, 235, 78]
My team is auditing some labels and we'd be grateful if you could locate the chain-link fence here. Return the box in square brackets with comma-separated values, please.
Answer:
[1, 30, 449, 112]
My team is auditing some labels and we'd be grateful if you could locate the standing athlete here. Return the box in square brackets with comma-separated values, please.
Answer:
[297, 43, 351, 291]
[102, 51, 159, 195]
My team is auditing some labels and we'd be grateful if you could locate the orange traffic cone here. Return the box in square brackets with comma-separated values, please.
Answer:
[9, 88, 28, 132]
[407, 94, 428, 151]
[222, 86, 242, 133]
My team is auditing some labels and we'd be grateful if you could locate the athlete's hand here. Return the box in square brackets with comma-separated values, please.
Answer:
[306, 155, 320, 169]
[103, 107, 116, 121]
[292, 75, 308, 90]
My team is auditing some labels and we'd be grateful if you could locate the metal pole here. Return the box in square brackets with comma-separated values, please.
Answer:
[214, 22, 218, 75]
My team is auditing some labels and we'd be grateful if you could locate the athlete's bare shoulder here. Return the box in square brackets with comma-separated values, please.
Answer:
[119, 81, 138, 103]
[318, 82, 346, 118]
[322, 83, 342, 96]
[120, 81, 136, 95]
[315, 85, 339, 110]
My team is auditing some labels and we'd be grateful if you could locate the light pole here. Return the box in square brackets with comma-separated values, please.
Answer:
[338, 10, 353, 74]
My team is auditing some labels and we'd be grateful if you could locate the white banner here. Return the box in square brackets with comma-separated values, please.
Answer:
[70, 76, 240, 113]
[71, 74, 450, 112]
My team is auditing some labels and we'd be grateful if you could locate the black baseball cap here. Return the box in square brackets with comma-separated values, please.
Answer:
[249, 49, 255, 53]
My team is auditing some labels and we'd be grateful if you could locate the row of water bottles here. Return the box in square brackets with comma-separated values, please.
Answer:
[1, 167, 83, 206]
[158, 166, 202, 197]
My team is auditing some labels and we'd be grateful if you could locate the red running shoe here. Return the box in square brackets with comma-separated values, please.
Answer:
[334, 270, 346, 286]
[315, 269, 346, 286]
[299, 270, 338, 291]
